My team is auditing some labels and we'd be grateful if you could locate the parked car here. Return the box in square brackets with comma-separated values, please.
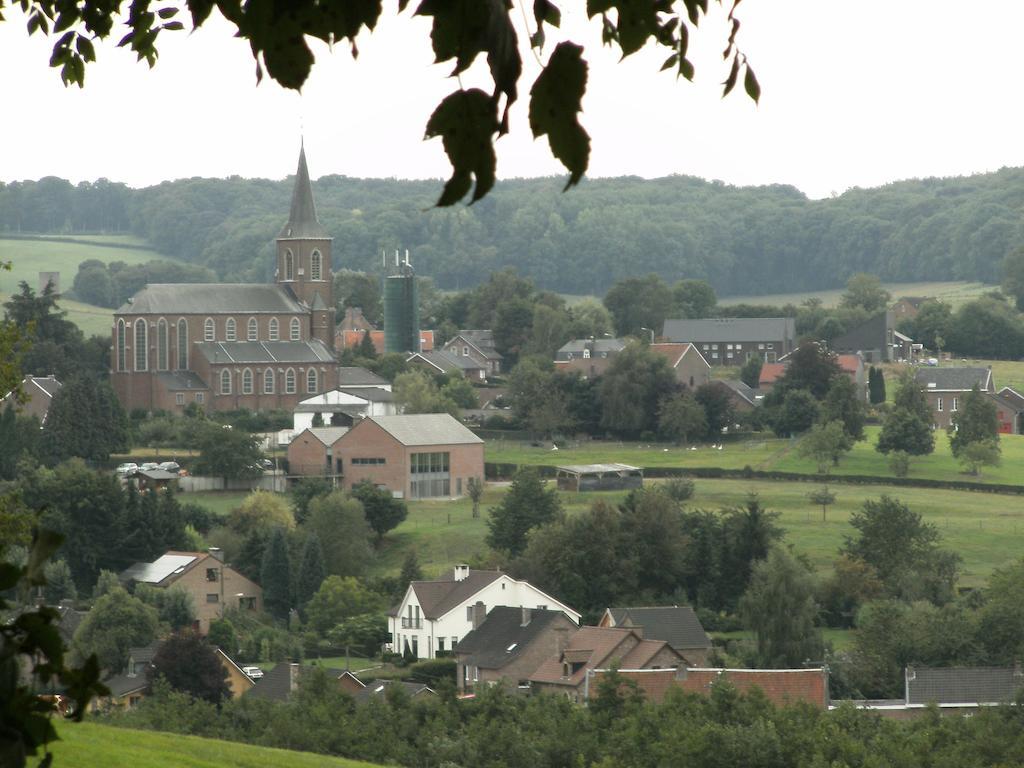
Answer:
[139, 462, 160, 472]
[115, 463, 139, 477]
[261, 458, 274, 470]
[241, 666, 264, 679]
[158, 461, 181, 473]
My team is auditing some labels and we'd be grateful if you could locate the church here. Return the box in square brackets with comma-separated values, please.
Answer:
[111, 147, 339, 413]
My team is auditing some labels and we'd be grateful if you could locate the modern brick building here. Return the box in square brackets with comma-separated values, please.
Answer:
[111, 146, 338, 413]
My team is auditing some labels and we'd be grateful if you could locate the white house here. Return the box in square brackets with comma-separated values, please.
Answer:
[292, 387, 400, 431]
[388, 565, 581, 660]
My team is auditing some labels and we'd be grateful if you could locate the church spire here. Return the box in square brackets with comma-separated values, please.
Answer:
[278, 144, 326, 238]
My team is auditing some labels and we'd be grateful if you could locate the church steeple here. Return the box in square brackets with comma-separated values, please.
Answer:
[278, 143, 326, 239]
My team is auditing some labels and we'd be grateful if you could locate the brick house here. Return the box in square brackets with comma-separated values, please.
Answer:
[529, 626, 684, 702]
[589, 666, 830, 709]
[0, 374, 62, 424]
[441, 330, 503, 376]
[390, 565, 581, 661]
[553, 338, 626, 379]
[455, 606, 579, 694]
[290, 413, 485, 499]
[648, 343, 712, 389]
[661, 317, 797, 365]
[286, 426, 349, 478]
[120, 549, 262, 634]
[336, 327, 435, 356]
[407, 349, 488, 381]
[914, 367, 994, 429]
[598, 606, 712, 667]
[111, 146, 338, 413]
[891, 297, 928, 323]
[993, 387, 1024, 434]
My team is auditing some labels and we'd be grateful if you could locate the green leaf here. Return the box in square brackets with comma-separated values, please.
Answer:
[722, 54, 740, 96]
[76, 35, 96, 62]
[529, 42, 590, 189]
[660, 53, 677, 72]
[158, 7, 178, 19]
[424, 88, 499, 206]
[533, 0, 561, 28]
[744, 63, 760, 102]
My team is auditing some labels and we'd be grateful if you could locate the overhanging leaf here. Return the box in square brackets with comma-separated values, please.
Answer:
[529, 42, 590, 189]
[425, 89, 499, 206]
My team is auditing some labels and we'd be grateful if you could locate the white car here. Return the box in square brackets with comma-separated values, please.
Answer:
[115, 463, 139, 477]
[241, 666, 264, 679]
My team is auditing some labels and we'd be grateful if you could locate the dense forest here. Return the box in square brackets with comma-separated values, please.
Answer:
[2, 167, 1023, 296]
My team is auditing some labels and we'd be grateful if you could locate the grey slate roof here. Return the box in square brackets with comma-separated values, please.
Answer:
[338, 386, 394, 402]
[914, 367, 991, 392]
[662, 317, 796, 344]
[155, 371, 209, 391]
[353, 679, 435, 703]
[367, 414, 484, 447]
[28, 375, 62, 397]
[298, 426, 349, 445]
[337, 367, 389, 387]
[195, 339, 335, 365]
[607, 606, 711, 650]
[278, 145, 327, 239]
[408, 349, 482, 373]
[246, 663, 345, 702]
[102, 673, 150, 699]
[998, 386, 1024, 410]
[717, 379, 760, 406]
[455, 607, 572, 670]
[450, 330, 503, 360]
[556, 338, 627, 360]
[396, 569, 503, 620]
[906, 666, 1023, 704]
[117, 283, 307, 314]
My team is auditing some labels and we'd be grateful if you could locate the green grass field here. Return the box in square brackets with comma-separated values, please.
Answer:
[32, 721, 381, 768]
[717, 281, 993, 310]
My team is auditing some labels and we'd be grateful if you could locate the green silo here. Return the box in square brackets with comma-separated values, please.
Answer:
[383, 273, 420, 354]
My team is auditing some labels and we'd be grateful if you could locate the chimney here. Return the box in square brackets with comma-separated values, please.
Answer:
[554, 626, 569, 656]
[208, 547, 224, 562]
[521, 606, 532, 626]
[472, 601, 486, 630]
[453, 564, 469, 582]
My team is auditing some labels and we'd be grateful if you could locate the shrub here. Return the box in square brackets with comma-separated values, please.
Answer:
[661, 477, 695, 502]
[408, 658, 457, 686]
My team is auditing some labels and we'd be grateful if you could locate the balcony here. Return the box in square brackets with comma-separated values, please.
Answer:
[401, 617, 423, 629]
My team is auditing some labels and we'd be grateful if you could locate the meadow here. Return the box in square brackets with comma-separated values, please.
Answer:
[717, 280, 994, 310]
[31, 721, 381, 768]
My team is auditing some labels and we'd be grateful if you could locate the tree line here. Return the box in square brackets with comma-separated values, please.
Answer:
[6, 166, 1024, 295]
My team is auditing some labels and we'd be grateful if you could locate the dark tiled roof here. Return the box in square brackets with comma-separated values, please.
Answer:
[716, 379, 759, 406]
[195, 339, 335, 365]
[102, 673, 150, 698]
[404, 570, 503, 620]
[915, 367, 991, 392]
[456, 607, 572, 670]
[556, 338, 627, 359]
[337, 367, 389, 386]
[278, 146, 327, 239]
[409, 350, 483, 373]
[997, 387, 1024, 410]
[28, 375, 62, 397]
[662, 317, 796, 344]
[337, 386, 394, 402]
[117, 284, 306, 314]
[155, 371, 209, 391]
[452, 330, 503, 360]
[608, 606, 711, 650]
[353, 679, 434, 703]
[245, 663, 344, 702]
[906, 666, 1023, 705]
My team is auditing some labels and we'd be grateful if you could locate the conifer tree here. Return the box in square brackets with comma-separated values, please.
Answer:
[399, 549, 424, 587]
[296, 532, 327, 610]
[260, 527, 292, 622]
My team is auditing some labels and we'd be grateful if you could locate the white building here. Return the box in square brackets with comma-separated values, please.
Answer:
[389, 565, 581, 660]
[292, 386, 399, 431]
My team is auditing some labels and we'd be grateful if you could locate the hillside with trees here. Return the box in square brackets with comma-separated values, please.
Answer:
[4, 166, 1024, 296]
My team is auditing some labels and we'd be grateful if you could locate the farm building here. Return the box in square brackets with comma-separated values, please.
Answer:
[555, 463, 643, 492]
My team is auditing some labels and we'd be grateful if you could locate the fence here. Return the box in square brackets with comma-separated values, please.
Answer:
[179, 473, 287, 493]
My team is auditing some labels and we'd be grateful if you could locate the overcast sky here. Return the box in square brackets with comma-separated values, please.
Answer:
[1, 1, 1022, 199]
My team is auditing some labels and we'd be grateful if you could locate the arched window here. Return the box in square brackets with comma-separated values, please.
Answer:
[310, 250, 322, 281]
[263, 368, 275, 394]
[284, 249, 294, 281]
[204, 317, 215, 342]
[247, 317, 258, 341]
[285, 368, 296, 394]
[156, 318, 169, 371]
[290, 317, 301, 341]
[116, 319, 127, 371]
[220, 369, 232, 395]
[134, 319, 148, 371]
[226, 318, 237, 342]
[242, 368, 253, 395]
[269, 317, 279, 341]
[177, 318, 188, 369]
[306, 368, 318, 394]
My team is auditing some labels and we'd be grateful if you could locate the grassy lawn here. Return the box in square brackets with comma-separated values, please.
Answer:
[185, 491, 251, 518]
[32, 721, 382, 768]
[718, 281, 993, 310]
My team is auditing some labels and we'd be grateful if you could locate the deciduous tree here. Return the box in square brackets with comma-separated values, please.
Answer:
[149, 633, 231, 704]
[71, 586, 159, 671]
[658, 391, 707, 444]
[351, 479, 408, 543]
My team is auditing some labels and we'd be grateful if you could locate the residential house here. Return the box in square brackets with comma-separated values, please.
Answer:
[553, 338, 627, 379]
[837, 353, 867, 400]
[994, 387, 1024, 434]
[246, 663, 345, 702]
[336, 326, 435, 356]
[338, 306, 375, 332]
[529, 626, 684, 702]
[389, 564, 581, 661]
[292, 386, 398, 431]
[648, 343, 712, 389]
[713, 379, 762, 411]
[455, 606, 580, 693]
[89, 643, 159, 711]
[831, 311, 907, 363]
[407, 349, 488, 381]
[286, 426, 349, 477]
[913, 367, 994, 429]
[589, 666, 830, 709]
[758, 362, 788, 391]
[661, 318, 797, 364]
[0, 374, 62, 424]
[598, 606, 712, 666]
[442, 330, 503, 376]
[353, 679, 436, 704]
[891, 297, 928, 323]
[216, 648, 256, 699]
[120, 549, 262, 635]
[338, 366, 391, 390]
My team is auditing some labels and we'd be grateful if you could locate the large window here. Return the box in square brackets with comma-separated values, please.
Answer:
[242, 368, 253, 395]
[116, 319, 127, 371]
[269, 318, 279, 341]
[290, 317, 301, 341]
[220, 369, 232, 395]
[226, 318, 237, 342]
[285, 368, 296, 394]
[204, 317, 215, 341]
[156, 318, 168, 371]
[134, 319, 148, 371]
[177, 319, 188, 369]
[307, 368, 318, 393]
[284, 249, 294, 281]
[311, 250, 322, 281]
[248, 317, 258, 341]
[263, 369, 275, 394]
[410, 452, 451, 499]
